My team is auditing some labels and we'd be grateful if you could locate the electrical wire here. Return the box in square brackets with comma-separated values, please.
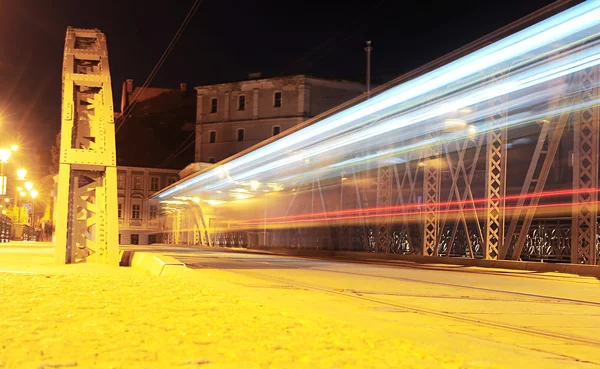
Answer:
[157, 130, 196, 168]
[115, 0, 204, 134]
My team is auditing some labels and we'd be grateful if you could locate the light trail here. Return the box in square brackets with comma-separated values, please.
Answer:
[155, 0, 600, 202]
[236, 188, 600, 224]
[240, 201, 595, 226]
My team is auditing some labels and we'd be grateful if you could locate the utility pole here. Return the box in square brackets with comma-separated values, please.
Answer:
[365, 40, 373, 99]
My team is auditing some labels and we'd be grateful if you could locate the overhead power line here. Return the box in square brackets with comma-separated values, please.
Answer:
[115, 0, 204, 134]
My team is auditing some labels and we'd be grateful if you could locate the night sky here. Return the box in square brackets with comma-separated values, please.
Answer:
[0, 0, 561, 152]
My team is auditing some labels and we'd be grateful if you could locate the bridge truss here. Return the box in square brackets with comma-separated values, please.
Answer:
[155, 2, 600, 266]
[55, 28, 119, 265]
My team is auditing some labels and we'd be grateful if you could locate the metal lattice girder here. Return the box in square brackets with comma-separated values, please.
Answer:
[485, 79, 508, 260]
[189, 202, 212, 247]
[392, 149, 422, 255]
[572, 66, 599, 265]
[55, 28, 119, 265]
[504, 95, 573, 260]
[174, 210, 182, 244]
[440, 135, 485, 258]
[376, 164, 393, 253]
[422, 136, 440, 256]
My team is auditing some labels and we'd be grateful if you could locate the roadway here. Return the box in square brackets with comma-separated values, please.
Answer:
[125, 245, 600, 369]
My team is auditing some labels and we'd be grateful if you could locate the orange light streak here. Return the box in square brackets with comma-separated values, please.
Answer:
[239, 187, 598, 224]
[241, 200, 598, 226]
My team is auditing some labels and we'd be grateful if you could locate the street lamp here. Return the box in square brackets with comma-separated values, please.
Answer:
[22, 183, 34, 226]
[18, 191, 26, 224]
[0, 149, 11, 204]
[30, 189, 38, 227]
[10, 145, 18, 152]
[17, 168, 26, 180]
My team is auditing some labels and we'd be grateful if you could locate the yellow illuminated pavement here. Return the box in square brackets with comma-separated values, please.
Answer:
[1, 243, 599, 368]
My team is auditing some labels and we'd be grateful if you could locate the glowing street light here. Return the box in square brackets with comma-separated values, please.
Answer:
[0, 149, 11, 163]
[20, 191, 26, 197]
[10, 145, 18, 151]
[24, 181, 33, 192]
[30, 190, 38, 199]
[16, 168, 26, 180]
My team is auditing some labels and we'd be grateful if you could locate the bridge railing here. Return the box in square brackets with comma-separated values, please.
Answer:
[0, 214, 12, 243]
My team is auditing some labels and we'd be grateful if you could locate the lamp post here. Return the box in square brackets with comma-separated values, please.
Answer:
[0, 145, 19, 206]
[30, 189, 38, 227]
[0, 149, 11, 205]
[19, 190, 26, 224]
[24, 182, 33, 226]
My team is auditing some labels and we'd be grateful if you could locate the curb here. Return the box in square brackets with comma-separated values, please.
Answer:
[171, 245, 600, 279]
[121, 250, 192, 277]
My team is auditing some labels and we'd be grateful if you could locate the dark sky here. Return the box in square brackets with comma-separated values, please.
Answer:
[0, 0, 562, 152]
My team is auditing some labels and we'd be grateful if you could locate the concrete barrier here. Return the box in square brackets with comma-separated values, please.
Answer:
[125, 251, 188, 277]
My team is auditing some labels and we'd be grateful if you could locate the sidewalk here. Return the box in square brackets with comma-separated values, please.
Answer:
[0, 242, 492, 369]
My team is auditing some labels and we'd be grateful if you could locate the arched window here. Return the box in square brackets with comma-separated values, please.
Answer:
[237, 129, 245, 142]
[209, 131, 217, 143]
[272, 126, 281, 136]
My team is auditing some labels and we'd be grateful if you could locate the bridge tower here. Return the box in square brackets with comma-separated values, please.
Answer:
[54, 28, 119, 265]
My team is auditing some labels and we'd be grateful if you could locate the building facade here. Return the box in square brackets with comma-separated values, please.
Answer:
[194, 75, 365, 163]
[116, 79, 196, 169]
[117, 166, 180, 245]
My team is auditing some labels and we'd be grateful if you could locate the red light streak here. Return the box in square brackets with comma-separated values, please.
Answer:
[240, 187, 598, 225]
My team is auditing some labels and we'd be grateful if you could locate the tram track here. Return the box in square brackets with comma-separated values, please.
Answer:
[178, 252, 600, 307]
[181, 254, 600, 352]
[217, 266, 600, 350]
[304, 264, 600, 307]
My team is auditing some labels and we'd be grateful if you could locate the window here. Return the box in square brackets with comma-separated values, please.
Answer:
[118, 234, 121, 244]
[131, 234, 139, 245]
[133, 176, 143, 190]
[150, 177, 160, 191]
[209, 131, 216, 143]
[149, 205, 158, 219]
[167, 177, 178, 185]
[272, 126, 281, 136]
[273, 91, 282, 107]
[131, 204, 141, 219]
[117, 174, 125, 189]
[208, 157, 216, 164]
[148, 235, 157, 244]
[238, 95, 246, 111]
[237, 129, 245, 142]
[210, 98, 218, 113]
[118, 204, 123, 218]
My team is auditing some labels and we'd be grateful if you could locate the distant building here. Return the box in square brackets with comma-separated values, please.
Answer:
[194, 74, 365, 163]
[117, 165, 180, 245]
[116, 79, 196, 169]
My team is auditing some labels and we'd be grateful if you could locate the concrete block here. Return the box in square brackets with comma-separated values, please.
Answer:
[130, 252, 186, 276]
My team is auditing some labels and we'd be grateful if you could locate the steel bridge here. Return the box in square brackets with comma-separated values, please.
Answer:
[149, 1, 600, 267]
[54, 2, 600, 267]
